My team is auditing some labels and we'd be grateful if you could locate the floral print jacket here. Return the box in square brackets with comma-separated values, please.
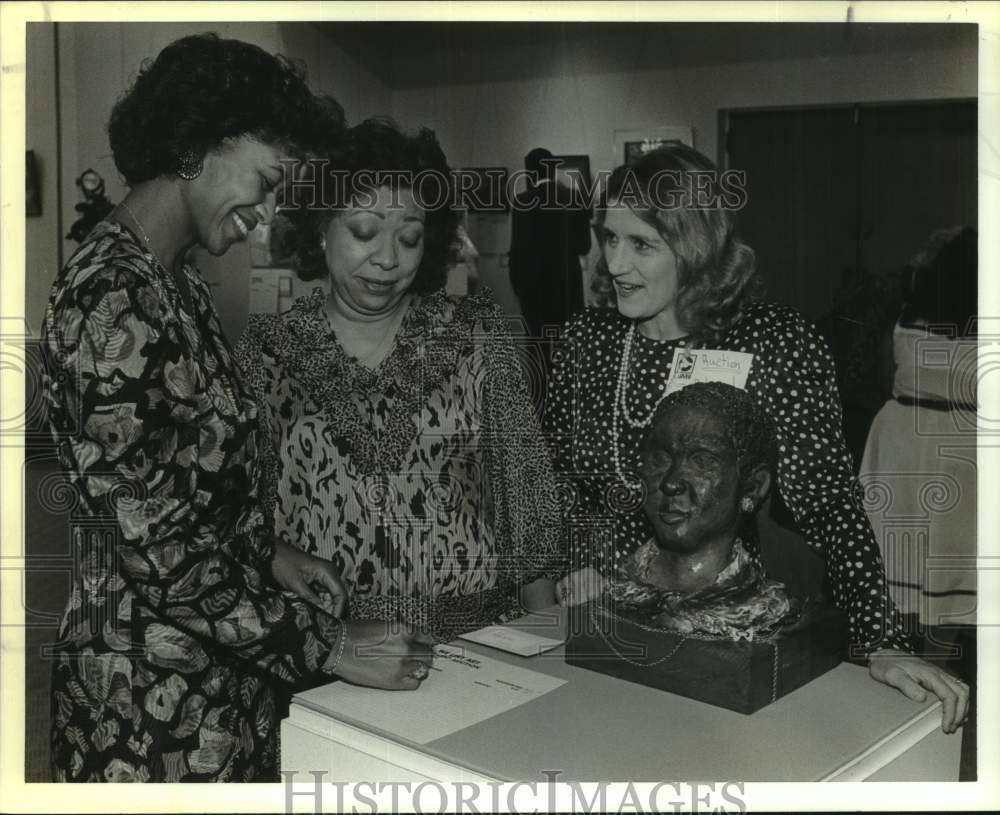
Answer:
[42, 222, 341, 781]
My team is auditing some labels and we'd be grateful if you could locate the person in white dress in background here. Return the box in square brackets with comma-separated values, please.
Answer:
[858, 225, 977, 776]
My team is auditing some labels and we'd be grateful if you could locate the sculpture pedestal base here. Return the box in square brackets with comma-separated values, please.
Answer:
[565, 600, 847, 714]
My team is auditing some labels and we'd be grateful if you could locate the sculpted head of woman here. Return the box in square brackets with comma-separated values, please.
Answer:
[610, 382, 790, 627]
[281, 118, 460, 317]
[594, 144, 760, 344]
[638, 382, 773, 559]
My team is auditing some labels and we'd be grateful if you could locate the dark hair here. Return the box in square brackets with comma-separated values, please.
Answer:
[899, 226, 977, 338]
[280, 117, 459, 293]
[108, 33, 345, 185]
[525, 147, 555, 179]
[593, 144, 760, 346]
[641, 381, 774, 484]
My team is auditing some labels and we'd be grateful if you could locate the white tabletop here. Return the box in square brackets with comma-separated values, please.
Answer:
[290, 607, 953, 782]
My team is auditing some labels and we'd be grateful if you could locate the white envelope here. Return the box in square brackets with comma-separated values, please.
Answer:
[458, 625, 565, 657]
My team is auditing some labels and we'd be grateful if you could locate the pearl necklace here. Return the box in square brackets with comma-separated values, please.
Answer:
[611, 321, 688, 486]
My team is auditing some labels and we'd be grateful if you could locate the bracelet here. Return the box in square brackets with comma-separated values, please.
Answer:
[329, 621, 348, 675]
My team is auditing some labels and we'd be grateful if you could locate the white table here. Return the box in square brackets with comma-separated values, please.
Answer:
[281, 608, 960, 782]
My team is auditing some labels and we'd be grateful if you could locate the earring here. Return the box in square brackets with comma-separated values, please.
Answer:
[740, 496, 755, 513]
[176, 151, 203, 181]
[320, 235, 327, 251]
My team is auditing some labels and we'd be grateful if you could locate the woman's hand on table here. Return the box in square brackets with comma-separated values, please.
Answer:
[271, 540, 348, 617]
[868, 649, 970, 733]
[555, 567, 608, 606]
[334, 621, 436, 690]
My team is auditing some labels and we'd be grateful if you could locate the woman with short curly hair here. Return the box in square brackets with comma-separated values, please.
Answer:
[107, 33, 342, 186]
[236, 117, 562, 644]
[547, 143, 968, 730]
[42, 34, 434, 783]
[278, 117, 458, 292]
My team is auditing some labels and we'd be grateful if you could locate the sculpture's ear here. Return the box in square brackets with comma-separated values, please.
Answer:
[741, 463, 771, 512]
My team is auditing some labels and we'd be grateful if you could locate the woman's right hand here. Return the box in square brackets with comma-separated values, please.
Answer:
[555, 567, 608, 606]
[271, 539, 348, 617]
[332, 620, 436, 690]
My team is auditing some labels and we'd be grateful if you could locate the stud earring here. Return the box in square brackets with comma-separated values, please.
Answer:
[176, 151, 203, 181]
[740, 496, 756, 513]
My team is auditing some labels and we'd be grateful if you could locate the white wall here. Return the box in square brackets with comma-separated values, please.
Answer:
[392, 38, 976, 180]
[391, 38, 977, 313]
[30, 24, 976, 338]
[25, 24, 60, 336]
[278, 22, 391, 125]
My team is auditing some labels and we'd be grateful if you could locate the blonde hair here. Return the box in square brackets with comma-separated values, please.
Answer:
[593, 143, 761, 346]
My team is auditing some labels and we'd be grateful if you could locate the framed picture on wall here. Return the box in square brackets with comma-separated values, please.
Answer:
[613, 127, 694, 164]
[249, 267, 297, 314]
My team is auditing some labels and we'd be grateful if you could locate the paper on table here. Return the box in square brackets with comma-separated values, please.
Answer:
[458, 625, 565, 657]
[293, 644, 566, 745]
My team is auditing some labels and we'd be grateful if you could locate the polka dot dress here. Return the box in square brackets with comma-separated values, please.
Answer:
[544, 302, 912, 656]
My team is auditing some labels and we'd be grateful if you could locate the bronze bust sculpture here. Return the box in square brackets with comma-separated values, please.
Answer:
[608, 382, 799, 641]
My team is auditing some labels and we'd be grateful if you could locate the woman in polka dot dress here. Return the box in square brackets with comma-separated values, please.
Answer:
[545, 144, 968, 730]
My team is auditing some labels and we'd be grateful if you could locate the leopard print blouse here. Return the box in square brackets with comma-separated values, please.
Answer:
[237, 288, 563, 642]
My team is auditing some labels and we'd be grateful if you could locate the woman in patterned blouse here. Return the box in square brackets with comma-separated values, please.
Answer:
[41, 35, 433, 783]
[237, 118, 562, 643]
[547, 143, 968, 731]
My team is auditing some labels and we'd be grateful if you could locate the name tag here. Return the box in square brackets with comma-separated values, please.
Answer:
[665, 348, 754, 394]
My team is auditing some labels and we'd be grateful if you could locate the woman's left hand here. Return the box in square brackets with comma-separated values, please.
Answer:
[271, 540, 348, 618]
[868, 649, 970, 733]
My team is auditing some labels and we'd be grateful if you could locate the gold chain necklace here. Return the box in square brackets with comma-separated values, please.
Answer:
[119, 202, 154, 253]
[119, 202, 193, 313]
